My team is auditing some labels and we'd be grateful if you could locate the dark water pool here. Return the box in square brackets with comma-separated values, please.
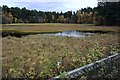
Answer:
[2, 30, 111, 38]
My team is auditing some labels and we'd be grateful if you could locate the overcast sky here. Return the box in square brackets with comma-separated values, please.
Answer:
[0, 0, 98, 12]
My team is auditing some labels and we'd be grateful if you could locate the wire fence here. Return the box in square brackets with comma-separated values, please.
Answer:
[51, 53, 120, 79]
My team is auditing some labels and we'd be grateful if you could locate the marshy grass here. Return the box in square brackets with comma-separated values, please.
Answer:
[2, 33, 119, 79]
[2, 23, 120, 33]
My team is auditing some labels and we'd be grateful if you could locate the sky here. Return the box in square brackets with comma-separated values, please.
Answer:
[0, 0, 98, 12]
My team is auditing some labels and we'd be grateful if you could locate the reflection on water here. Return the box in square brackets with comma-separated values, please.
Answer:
[45, 30, 94, 37]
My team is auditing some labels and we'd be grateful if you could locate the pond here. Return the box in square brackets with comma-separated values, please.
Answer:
[2, 30, 110, 38]
[44, 30, 94, 37]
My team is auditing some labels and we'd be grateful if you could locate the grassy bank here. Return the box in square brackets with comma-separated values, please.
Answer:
[2, 34, 119, 78]
[2, 23, 120, 33]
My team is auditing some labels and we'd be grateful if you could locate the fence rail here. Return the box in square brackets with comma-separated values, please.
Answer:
[52, 53, 120, 79]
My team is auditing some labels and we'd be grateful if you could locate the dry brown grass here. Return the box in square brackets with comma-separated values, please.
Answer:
[2, 23, 120, 32]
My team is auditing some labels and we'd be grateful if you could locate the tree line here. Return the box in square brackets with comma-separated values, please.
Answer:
[0, 1, 120, 26]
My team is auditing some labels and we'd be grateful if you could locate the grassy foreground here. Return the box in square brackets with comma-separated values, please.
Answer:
[2, 33, 119, 79]
[2, 23, 120, 33]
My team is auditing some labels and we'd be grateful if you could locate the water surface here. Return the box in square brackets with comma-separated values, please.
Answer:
[44, 30, 94, 37]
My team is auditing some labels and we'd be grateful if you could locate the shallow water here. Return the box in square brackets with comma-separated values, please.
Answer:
[44, 30, 94, 37]
[3, 30, 110, 38]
